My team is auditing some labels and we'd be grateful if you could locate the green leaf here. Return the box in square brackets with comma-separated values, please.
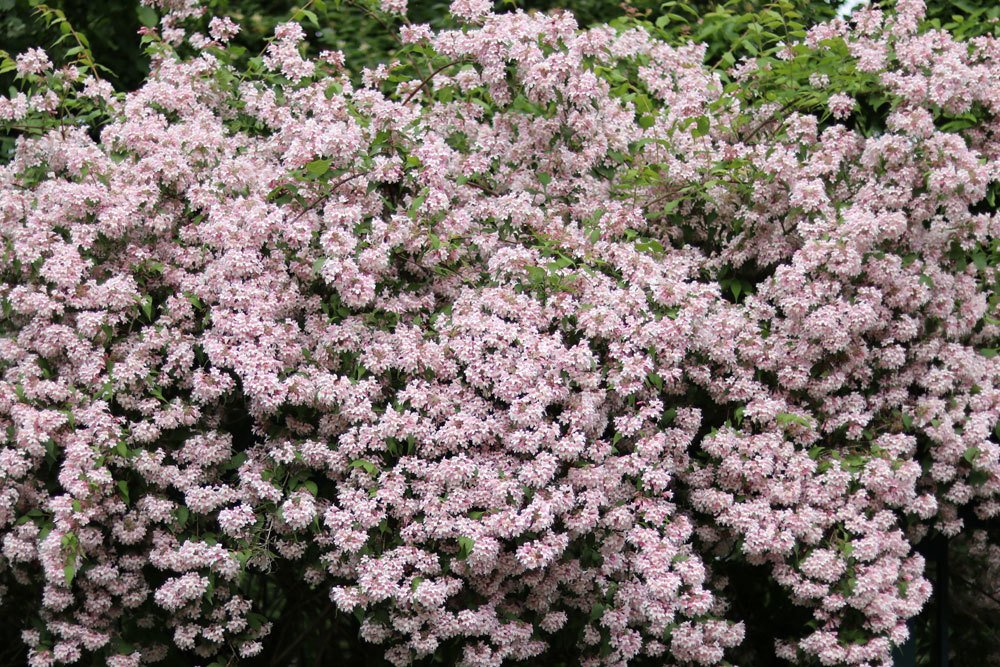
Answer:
[136, 5, 158, 27]
[969, 469, 990, 486]
[183, 291, 203, 309]
[734, 405, 746, 424]
[117, 480, 130, 504]
[659, 199, 680, 215]
[64, 563, 76, 586]
[247, 612, 267, 631]
[97, 380, 114, 401]
[297, 8, 320, 27]
[226, 452, 247, 471]
[350, 459, 378, 476]
[140, 295, 153, 320]
[457, 536, 475, 559]
[776, 412, 812, 428]
[407, 191, 428, 219]
[525, 265, 547, 284]
[537, 172, 552, 186]
[324, 82, 342, 99]
[148, 384, 165, 402]
[963, 447, 980, 464]
[306, 159, 331, 177]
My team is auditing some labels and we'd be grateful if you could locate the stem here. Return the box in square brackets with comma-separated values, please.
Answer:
[289, 171, 366, 225]
[402, 59, 461, 105]
[34, 5, 102, 82]
[740, 99, 797, 143]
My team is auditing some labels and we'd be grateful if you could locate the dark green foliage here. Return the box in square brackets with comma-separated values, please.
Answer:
[1, 0, 148, 88]
[1, 0, 841, 92]
[2, 0, 994, 96]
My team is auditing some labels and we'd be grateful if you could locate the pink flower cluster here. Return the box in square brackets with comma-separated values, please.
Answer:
[0, 0, 997, 665]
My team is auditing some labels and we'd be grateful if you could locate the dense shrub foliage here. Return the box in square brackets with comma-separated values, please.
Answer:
[1, 0, 836, 91]
[0, 0, 998, 665]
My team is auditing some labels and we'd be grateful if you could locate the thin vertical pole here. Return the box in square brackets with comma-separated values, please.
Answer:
[936, 538, 949, 667]
[892, 619, 916, 667]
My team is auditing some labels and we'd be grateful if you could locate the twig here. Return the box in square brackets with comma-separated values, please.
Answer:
[463, 178, 498, 196]
[642, 186, 686, 212]
[34, 4, 102, 82]
[402, 59, 461, 105]
[954, 572, 1000, 609]
[346, 0, 405, 50]
[740, 99, 797, 143]
[288, 171, 366, 225]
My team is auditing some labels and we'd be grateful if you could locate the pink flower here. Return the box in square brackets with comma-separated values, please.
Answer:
[15, 48, 51, 76]
[379, 0, 407, 14]
[449, 0, 491, 22]
[828, 92, 856, 119]
[209, 16, 240, 42]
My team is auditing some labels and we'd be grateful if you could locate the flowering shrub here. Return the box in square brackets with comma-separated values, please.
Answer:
[1, 0, 998, 665]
